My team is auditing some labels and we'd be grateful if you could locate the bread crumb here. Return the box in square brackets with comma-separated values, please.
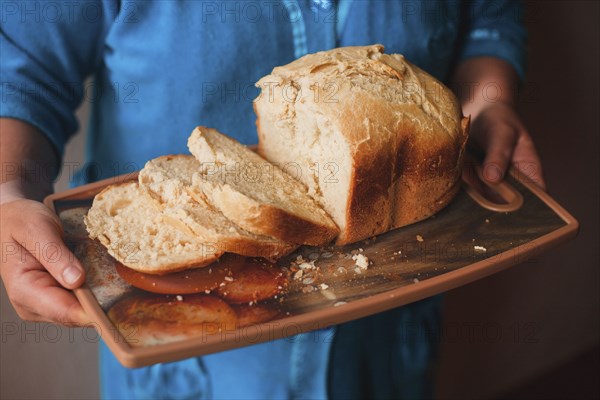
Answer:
[302, 285, 315, 293]
[299, 261, 316, 270]
[474, 245, 487, 252]
[224, 276, 234, 282]
[219, 282, 226, 287]
[294, 270, 304, 280]
[204, 289, 211, 294]
[319, 283, 329, 290]
[334, 301, 347, 307]
[413, 278, 419, 283]
[248, 301, 254, 306]
[176, 295, 183, 301]
[352, 253, 369, 270]
[302, 277, 314, 285]
[416, 235, 424, 242]
[485, 219, 490, 223]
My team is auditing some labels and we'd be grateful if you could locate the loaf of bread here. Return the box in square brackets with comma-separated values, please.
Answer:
[139, 154, 298, 260]
[255, 44, 469, 245]
[84, 182, 222, 274]
[187, 126, 339, 246]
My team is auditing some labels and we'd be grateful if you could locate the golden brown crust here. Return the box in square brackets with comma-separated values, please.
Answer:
[212, 193, 337, 246]
[250, 205, 339, 246]
[198, 167, 338, 246]
[336, 114, 468, 245]
[212, 236, 298, 262]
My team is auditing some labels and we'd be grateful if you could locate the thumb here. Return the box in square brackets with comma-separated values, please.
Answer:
[11, 205, 86, 289]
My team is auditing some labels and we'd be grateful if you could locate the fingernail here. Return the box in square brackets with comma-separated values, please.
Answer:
[62, 265, 82, 285]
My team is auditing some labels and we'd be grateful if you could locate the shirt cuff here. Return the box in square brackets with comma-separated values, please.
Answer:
[459, 28, 527, 80]
[1, 85, 77, 157]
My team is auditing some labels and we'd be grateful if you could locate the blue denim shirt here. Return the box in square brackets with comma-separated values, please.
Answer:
[1, 1, 526, 398]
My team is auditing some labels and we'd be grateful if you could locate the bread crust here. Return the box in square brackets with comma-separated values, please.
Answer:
[196, 178, 338, 246]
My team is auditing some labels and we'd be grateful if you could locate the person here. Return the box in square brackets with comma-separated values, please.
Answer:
[1, 0, 545, 398]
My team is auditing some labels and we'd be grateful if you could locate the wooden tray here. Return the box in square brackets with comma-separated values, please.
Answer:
[44, 168, 578, 367]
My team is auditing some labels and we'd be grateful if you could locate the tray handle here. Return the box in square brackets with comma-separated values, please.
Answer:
[462, 165, 524, 212]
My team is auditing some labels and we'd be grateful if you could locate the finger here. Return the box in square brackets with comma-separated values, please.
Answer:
[10, 207, 86, 289]
[34, 283, 92, 325]
[512, 132, 546, 190]
[15, 305, 91, 327]
[476, 123, 518, 185]
[6, 259, 92, 326]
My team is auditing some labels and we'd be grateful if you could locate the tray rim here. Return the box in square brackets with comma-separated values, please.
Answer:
[44, 168, 579, 368]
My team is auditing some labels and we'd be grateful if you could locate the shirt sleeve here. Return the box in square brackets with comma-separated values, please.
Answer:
[458, 0, 528, 79]
[0, 0, 113, 156]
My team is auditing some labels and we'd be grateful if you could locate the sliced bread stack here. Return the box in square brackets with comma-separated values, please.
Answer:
[187, 127, 339, 246]
[139, 154, 299, 260]
[85, 127, 339, 274]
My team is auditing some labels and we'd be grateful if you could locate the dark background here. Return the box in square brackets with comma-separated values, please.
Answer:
[1, 1, 598, 399]
[437, 1, 599, 398]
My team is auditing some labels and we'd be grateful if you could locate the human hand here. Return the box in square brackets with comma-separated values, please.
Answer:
[467, 102, 546, 190]
[1, 192, 90, 325]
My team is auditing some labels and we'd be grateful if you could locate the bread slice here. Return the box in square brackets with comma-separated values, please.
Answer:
[187, 126, 339, 246]
[139, 155, 298, 260]
[85, 182, 222, 274]
[138, 154, 199, 207]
